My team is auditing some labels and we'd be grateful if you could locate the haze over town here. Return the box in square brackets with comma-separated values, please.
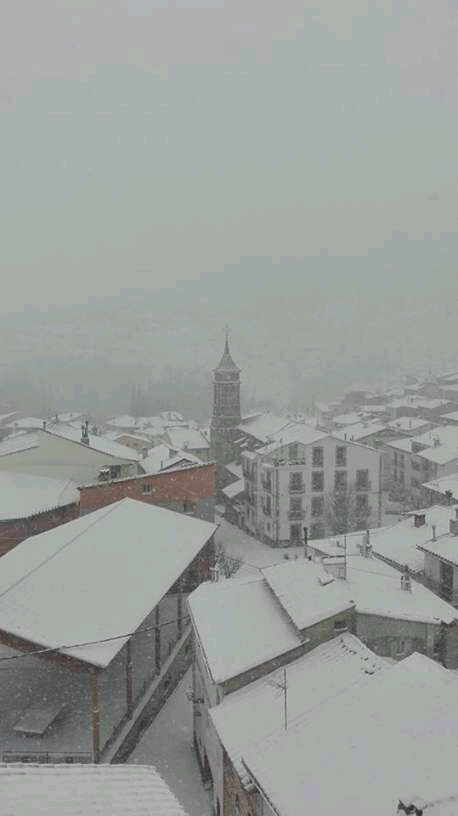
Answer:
[2, 2, 458, 816]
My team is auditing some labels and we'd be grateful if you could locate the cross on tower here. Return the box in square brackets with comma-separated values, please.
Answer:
[223, 324, 230, 343]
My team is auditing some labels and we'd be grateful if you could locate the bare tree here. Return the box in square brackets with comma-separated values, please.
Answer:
[214, 541, 242, 578]
[324, 483, 369, 536]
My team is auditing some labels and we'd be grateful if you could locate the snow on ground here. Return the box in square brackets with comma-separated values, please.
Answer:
[215, 514, 307, 576]
[128, 669, 211, 816]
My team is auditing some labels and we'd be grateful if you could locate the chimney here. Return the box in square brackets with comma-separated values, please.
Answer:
[360, 529, 372, 557]
[431, 524, 437, 542]
[303, 526, 308, 558]
[210, 564, 220, 583]
[414, 513, 426, 528]
[81, 420, 90, 446]
[400, 566, 411, 592]
[42, 420, 47, 431]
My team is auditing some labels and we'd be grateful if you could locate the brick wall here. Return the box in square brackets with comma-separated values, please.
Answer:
[223, 753, 260, 816]
[0, 502, 80, 556]
[79, 463, 215, 521]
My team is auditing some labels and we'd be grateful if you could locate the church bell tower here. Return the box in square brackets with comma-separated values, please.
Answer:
[210, 328, 241, 488]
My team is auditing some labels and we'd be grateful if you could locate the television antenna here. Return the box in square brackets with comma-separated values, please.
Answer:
[267, 667, 288, 731]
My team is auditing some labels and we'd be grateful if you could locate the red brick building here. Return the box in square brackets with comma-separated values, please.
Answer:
[79, 462, 216, 523]
[0, 473, 80, 557]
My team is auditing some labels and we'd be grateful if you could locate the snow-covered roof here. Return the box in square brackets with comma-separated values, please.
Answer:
[222, 479, 245, 500]
[0, 498, 217, 668]
[0, 763, 190, 816]
[331, 412, 364, 426]
[236, 414, 300, 443]
[6, 417, 44, 430]
[387, 416, 432, 433]
[43, 424, 140, 461]
[225, 462, 243, 479]
[264, 552, 457, 625]
[0, 432, 39, 457]
[419, 447, 458, 466]
[241, 653, 458, 816]
[385, 436, 415, 453]
[255, 425, 326, 454]
[339, 554, 457, 624]
[209, 633, 389, 787]
[418, 532, 458, 567]
[106, 414, 167, 430]
[140, 444, 201, 474]
[423, 474, 458, 499]
[0, 412, 17, 426]
[333, 421, 385, 441]
[0, 472, 79, 520]
[165, 428, 210, 451]
[364, 506, 457, 573]
[187, 575, 302, 684]
[261, 561, 355, 630]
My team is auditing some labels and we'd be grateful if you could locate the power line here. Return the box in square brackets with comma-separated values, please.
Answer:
[0, 613, 192, 668]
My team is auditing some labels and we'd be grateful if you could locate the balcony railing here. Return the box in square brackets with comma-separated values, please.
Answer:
[288, 509, 305, 520]
[289, 483, 305, 493]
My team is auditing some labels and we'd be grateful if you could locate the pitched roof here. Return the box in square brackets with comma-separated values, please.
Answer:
[44, 424, 140, 461]
[141, 443, 201, 474]
[209, 633, 388, 787]
[187, 575, 302, 684]
[0, 471, 79, 520]
[241, 654, 458, 816]
[0, 763, 191, 816]
[364, 505, 457, 573]
[423, 474, 458, 499]
[214, 336, 240, 372]
[0, 498, 217, 668]
[264, 553, 457, 626]
[164, 428, 209, 451]
[261, 561, 355, 630]
[0, 432, 39, 457]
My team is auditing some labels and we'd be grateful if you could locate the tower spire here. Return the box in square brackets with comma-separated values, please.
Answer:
[215, 325, 239, 372]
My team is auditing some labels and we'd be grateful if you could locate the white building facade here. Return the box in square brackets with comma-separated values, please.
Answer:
[242, 434, 381, 546]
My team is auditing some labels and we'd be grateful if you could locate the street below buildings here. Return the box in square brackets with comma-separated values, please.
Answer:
[128, 668, 211, 816]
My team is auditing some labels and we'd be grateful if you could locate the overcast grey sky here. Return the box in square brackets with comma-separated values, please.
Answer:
[0, 0, 457, 403]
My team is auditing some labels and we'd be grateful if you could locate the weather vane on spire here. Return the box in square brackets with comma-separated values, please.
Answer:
[224, 324, 230, 343]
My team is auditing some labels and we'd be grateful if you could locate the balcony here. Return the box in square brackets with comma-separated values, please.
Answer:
[356, 482, 371, 492]
[288, 509, 305, 520]
[261, 479, 272, 492]
[289, 483, 305, 494]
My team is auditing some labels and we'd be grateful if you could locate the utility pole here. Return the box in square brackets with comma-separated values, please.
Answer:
[271, 668, 288, 731]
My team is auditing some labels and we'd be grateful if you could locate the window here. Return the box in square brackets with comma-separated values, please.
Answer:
[334, 470, 347, 492]
[312, 471, 324, 491]
[289, 443, 298, 460]
[289, 472, 303, 491]
[290, 523, 302, 541]
[310, 522, 325, 539]
[183, 501, 197, 513]
[336, 446, 347, 467]
[313, 447, 324, 467]
[356, 494, 369, 515]
[289, 497, 303, 517]
[399, 469, 404, 485]
[263, 495, 272, 516]
[142, 483, 152, 494]
[311, 496, 324, 517]
[356, 469, 369, 490]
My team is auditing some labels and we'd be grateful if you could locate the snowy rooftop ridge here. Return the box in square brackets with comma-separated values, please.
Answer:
[261, 561, 355, 630]
[0, 498, 217, 668]
[241, 653, 458, 816]
[0, 763, 191, 816]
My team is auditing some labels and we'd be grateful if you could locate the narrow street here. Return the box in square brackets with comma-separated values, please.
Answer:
[128, 668, 211, 816]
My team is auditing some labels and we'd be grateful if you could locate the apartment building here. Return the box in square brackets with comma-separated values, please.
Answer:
[242, 431, 381, 545]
